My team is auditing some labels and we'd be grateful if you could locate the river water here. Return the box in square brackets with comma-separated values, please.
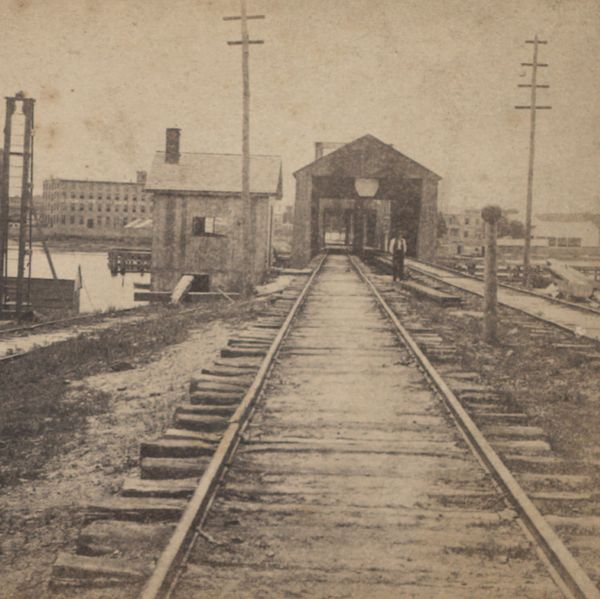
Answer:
[5, 242, 148, 313]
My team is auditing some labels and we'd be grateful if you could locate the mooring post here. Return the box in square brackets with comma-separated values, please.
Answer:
[481, 205, 502, 343]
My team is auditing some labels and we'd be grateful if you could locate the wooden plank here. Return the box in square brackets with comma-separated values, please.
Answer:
[84, 497, 186, 522]
[176, 404, 236, 417]
[52, 552, 147, 584]
[189, 391, 242, 406]
[221, 347, 267, 358]
[163, 428, 222, 443]
[173, 413, 229, 431]
[122, 478, 199, 499]
[140, 438, 216, 458]
[401, 280, 461, 306]
[141, 457, 210, 480]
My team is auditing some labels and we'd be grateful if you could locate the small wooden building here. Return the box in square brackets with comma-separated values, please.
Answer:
[291, 134, 441, 267]
[147, 129, 282, 293]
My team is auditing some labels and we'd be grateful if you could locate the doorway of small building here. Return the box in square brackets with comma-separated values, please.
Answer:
[189, 273, 210, 292]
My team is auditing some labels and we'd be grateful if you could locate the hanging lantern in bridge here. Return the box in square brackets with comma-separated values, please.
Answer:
[354, 178, 379, 198]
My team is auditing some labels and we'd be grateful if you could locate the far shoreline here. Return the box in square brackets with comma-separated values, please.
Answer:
[8, 233, 152, 253]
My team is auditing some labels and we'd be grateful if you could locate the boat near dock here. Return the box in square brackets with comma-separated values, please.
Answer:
[107, 247, 151, 275]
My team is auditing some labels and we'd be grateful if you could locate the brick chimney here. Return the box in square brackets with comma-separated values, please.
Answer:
[165, 128, 181, 164]
[315, 142, 324, 160]
[136, 170, 147, 185]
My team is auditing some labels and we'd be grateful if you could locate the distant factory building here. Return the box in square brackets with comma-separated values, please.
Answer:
[40, 171, 151, 238]
[146, 128, 282, 293]
[533, 214, 600, 248]
[291, 134, 440, 267]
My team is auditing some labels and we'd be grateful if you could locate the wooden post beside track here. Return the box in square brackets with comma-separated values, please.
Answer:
[481, 205, 501, 343]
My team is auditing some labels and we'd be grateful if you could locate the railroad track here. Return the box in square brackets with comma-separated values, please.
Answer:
[405, 258, 600, 342]
[49, 253, 600, 598]
[0, 299, 250, 365]
[0, 307, 140, 339]
[411, 258, 600, 318]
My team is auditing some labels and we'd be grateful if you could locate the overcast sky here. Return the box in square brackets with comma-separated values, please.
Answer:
[0, 0, 598, 214]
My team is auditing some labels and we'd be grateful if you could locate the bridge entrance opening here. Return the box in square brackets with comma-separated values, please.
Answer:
[313, 175, 422, 258]
[291, 135, 440, 267]
[320, 198, 386, 252]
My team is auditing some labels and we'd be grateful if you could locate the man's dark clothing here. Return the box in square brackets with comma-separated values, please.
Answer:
[389, 237, 407, 281]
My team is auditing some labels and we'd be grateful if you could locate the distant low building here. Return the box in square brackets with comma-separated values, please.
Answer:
[40, 171, 151, 238]
[146, 128, 282, 293]
[440, 207, 485, 255]
[533, 214, 600, 248]
[440, 207, 529, 256]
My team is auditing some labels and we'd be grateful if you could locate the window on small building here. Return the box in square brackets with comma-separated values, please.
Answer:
[192, 216, 218, 236]
[568, 238, 582, 247]
[548, 237, 557, 247]
[557, 237, 568, 247]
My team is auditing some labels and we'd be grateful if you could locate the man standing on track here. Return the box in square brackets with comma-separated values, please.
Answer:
[389, 232, 407, 282]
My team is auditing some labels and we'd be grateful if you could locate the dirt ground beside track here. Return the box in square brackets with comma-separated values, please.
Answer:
[392, 267, 600, 473]
[0, 302, 261, 599]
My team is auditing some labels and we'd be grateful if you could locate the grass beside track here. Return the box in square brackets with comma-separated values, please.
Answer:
[0, 299, 265, 486]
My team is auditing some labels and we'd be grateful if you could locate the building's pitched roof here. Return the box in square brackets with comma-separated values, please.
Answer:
[537, 212, 600, 225]
[293, 134, 441, 180]
[146, 152, 282, 196]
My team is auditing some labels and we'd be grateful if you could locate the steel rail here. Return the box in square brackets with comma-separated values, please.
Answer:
[410, 257, 600, 318]
[351, 255, 600, 599]
[139, 254, 327, 599]
[404, 259, 595, 338]
[0, 308, 137, 338]
[0, 293, 271, 365]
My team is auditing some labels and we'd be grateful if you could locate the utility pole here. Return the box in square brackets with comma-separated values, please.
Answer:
[516, 35, 551, 288]
[481, 205, 502, 343]
[0, 98, 15, 318]
[16, 97, 35, 318]
[224, 1, 265, 296]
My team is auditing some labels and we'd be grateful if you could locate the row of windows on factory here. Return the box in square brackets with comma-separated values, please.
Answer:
[49, 202, 151, 214]
[50, 215, 132, 228]
[548, 237, 581, 247]
[48, 192, 146, 201]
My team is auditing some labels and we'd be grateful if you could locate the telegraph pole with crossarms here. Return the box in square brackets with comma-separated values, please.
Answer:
[516, 35, 551, 288]
[224, 1, 265, 296]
